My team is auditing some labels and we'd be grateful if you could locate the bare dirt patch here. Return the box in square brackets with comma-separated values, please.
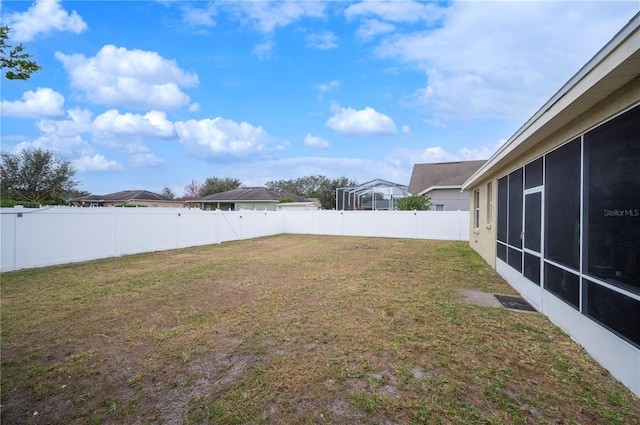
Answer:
[2, 235, 638, 424]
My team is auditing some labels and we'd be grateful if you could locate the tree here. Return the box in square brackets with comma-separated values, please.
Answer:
[1, 148, 77, 203]
[182, 180, 200, 200]
[162, 186, 176, 199]
[1, 26, 42, 80]
[265, 175, 357, 210]
[63, 189, 91, 199]
[198, 177, 241, 197]
[395, 194, 432, 211]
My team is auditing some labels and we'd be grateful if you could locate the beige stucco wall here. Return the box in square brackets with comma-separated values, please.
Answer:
[469, 77, 640, 268]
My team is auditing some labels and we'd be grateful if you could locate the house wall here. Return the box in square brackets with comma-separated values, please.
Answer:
[469, 77, 640, 267]
[276, 203, 320, 211]
[427, 188, 471, 211]
[235, 202, 278, 211]
[467, 79, 640, 397]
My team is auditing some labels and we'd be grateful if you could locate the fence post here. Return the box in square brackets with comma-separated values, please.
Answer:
[114, 207, 120, 257]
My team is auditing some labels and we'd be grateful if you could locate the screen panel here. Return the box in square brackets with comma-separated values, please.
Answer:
[584, 280, 640, 347]
[545, 138, 581, 270]
[507, 169, 523, 248]
[497, 176, 508, 243]
[583, 105, 640, 295]
[545, 262, 580, 309]
[524, 192, 542, 253]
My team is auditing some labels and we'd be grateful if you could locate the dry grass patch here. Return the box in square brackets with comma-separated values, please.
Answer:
[1, 235, 638, 424]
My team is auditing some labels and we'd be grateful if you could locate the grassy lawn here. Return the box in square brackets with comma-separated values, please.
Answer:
[1, 235, 638, 424]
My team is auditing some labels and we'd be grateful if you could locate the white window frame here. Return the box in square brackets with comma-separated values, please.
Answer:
[486, 182, 493, 225]
[473, 189, 480, 228]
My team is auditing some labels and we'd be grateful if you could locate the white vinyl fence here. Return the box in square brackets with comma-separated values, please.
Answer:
[0, 207, 469, 272]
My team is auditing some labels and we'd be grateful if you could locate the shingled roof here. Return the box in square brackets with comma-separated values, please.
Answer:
[73, 190, 175, 202]
[190, 187, 304, 202]
[408, 160, 486, 195]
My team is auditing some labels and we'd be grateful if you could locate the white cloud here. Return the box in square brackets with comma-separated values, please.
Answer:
[31, 108, 170, 168]
[225, 1, 325, 33]
[93, 110, 175, 138]
[36, 108, 93, 137]
[345, 0, 443, 23]
[130, 152, 165, 167]
[55, 45, 199, 110]
[222, 156, 407, 189]
[175, 117, 275, 159]
[385, 139, 504, 168]
[316, 80, 340, 100]
[304, 134, 329, 149]
[306, 32, 338, 50]
[356, 19, 395, 41]
[326, 106, 397, 136]
[401, 125, 411, 134]
[73, 154, 124, 172]
[375, 1, 638, 124]
[253, 40, 275, 60]
[188, 102, 201, 112]
[5, 0, 87, 42]
[182, 4, 217, 27]
[1, 87, 65, 119]
[19, 134, 90, 158]
[317, 80, 340, 93]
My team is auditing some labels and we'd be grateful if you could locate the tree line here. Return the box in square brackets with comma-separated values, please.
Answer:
[1, 148, 431, 210]
[0, 149, 357, 210]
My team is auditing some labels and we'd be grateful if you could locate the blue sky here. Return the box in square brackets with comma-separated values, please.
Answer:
[1, 0, 638, 197]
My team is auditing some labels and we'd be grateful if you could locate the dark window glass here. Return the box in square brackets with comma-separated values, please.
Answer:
[585, 280, 640, 347]
[524, 253, 540, 285]
[584, 105, 640, 295]
[524, 192, 542, 252]
[525, 157, 543, 189]
[545, 138, 581, 270]
[508, 169, 523, 248]
[497, 242, 507, 262]
[497, 176, 508, 243]
[544, 262, 580, 309]
[508, 247, 522, 272]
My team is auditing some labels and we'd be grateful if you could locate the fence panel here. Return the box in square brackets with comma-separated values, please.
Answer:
[378, 211, 416, 238]
[177, 210, 218, 248]
[11, 208, 116, 270]
[309, 211, 344, 236]
[0, 207, 470, 272]
[282, 211, 314, 234]
[416, 211, 468, 240]
[239, 211, 278, 239]
[342, 211, 378, 237]
[0, 211, 17, 272]
[116, 208, 179, 256]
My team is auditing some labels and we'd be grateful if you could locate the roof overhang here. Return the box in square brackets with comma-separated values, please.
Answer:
[417, 185, 463, 196]
[186, 199, 277, 203]
[462, 12, 640, 190]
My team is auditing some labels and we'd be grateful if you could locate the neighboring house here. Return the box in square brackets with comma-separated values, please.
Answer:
[70, 190, 183, 207]
[336, 179, 409, 210]
[462, 14, 640, 397]
[408, 160, 486, 211]
[187, 187, 305, 211]
[276, 201, 322, 211]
